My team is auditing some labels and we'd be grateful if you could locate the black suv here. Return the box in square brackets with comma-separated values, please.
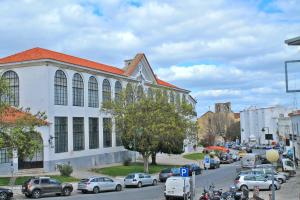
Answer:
[22, 177, 73, 199]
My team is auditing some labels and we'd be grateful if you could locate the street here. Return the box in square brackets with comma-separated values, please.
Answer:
[15, 163, 239, 200]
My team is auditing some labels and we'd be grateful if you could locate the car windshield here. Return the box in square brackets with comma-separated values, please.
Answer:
[80, 179, 90, 183]
[126, 174, 135, 179]
[161, 168, 171, 173]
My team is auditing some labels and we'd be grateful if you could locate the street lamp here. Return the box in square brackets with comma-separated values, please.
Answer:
[266, 149, 279, 200]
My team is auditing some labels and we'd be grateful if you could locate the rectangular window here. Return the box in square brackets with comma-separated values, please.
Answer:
[115, 120, 122, 146]
[89, 118, 99, 149]
[55, 117, 68, 153]
[73, 117, 85, 151]
[103, 118, 112, 148]
[0, 148, 10, 164]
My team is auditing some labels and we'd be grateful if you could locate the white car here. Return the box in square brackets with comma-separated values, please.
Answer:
[164, 176, 190, 200]
[124, 173, 157, 188]
[77, 177, 122, 194]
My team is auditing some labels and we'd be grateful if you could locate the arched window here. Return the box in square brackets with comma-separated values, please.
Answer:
[54, 70, 67, 105]
[2, 71, 19, 106]
[147, 88, 153, 99]
[136, 85, 144, 101]
[88, 76, 98, 107]
[102, 79, 111, 103]
[182, 94, 187, 103]
[125, 83, 134, 104]
[72, 73, 84, 106]
[176, 93, 181, 106]
[170, 91, 174, 104]
[115, 81, 122, 102]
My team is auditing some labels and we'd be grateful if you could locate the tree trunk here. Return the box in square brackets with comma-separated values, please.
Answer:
[143, 155, 149, 173]
[151, 153, 157, 165]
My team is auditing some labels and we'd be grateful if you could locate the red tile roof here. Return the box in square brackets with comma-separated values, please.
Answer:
[0, 107, 48, 126]
[0, 47, 125, 75]
[156, 78, 178, 88]
[0, 47, 181, 90]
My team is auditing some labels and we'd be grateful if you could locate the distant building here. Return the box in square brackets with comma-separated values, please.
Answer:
[240, 106, 293, 145]
[215, 102, 232, 113]
[288, 111, 300, 159]
[198, 102, 240, 145]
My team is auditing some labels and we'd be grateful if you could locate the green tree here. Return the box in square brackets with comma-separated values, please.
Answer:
[102, 85, 196, 172]
[0, 77, 47, 160]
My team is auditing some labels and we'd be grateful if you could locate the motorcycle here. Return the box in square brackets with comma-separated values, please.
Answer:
[199, 184, 222, 200]
[221, 186, 242, 200]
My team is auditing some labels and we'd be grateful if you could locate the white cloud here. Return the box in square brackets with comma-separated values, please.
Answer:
[0, 0, 299, 115]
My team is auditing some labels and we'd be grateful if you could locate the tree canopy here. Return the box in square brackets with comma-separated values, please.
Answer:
[0, 77, 47, 160]
[102, 85, 196, 172]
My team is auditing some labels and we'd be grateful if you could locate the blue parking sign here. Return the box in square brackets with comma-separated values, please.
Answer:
[180, 167, 189, 177]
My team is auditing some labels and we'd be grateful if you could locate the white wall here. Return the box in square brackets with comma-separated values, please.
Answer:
[1, 61, 196, 164]
[240, 106, 293, 145]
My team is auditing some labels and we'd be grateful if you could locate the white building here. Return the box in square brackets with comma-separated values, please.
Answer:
[287, 111, 300, 159]
[240, 106, 293, 145]
[0, 47, 196, 174]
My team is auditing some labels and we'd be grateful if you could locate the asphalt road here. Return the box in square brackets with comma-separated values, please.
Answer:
[17, 163, 240, 200]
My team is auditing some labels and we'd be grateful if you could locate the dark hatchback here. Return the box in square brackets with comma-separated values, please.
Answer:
[182, 164, 202, 176]
[0, 188, 13, 200]
[159, 168, 180, 182]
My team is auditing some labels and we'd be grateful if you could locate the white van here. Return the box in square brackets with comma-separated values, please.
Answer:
[241, 153, 261, 168]
[164, 177, 190, 200]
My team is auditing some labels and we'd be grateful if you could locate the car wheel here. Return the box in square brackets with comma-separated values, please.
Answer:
[93, 186, 100, 194]
[278, 178, 283, 184]
[137, 182, 142, 188]
[0, 192, 8, 200]
[152, 179, 158, 186]
[115, 184, 122, 191]
[32, 189, 41, 199]
[269, 185, 277, 190]
[240, 185, 248, 191]
[25, 193, 32, 198]
[63, 187, 71, 196]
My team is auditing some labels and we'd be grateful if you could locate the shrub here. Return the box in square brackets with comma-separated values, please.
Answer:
[123, 157, 132, 166]
[57, 164, 73, 177]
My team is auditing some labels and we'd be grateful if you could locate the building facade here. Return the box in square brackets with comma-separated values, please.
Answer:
[0, 48, 196, 174]
[240, 106, 293, 145]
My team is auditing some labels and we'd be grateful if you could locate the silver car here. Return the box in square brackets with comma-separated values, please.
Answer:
[124, 173, 158, 188]
[77, 177, 122, 194]
[234, 175, 281, 191]
[252, 168, 287, 184]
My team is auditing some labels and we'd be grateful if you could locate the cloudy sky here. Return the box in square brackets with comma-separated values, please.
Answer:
[1, 0, 300, 115]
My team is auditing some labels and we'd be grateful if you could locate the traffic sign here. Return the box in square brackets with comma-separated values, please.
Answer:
[180, 167, 189, 177]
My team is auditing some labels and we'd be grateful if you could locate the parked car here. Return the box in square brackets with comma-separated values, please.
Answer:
[238, 150, 247, 158]
[124, 173, 157, 188]
[204, 156, 220, 169]
[164, 176, 190, 200]
[159, 168, 180, 182]
[255, 164, 290, 179]
[22, 177, 73, 199]
[181, 164, 202, 175]
[241, 153, 261, 168]
[238, 169, 286, 184]
[234, 174, 281, 191]
[220, 153, 233, 164]
[77, 177, 122, 194]
[0, 188, 13, 200]
[252, 168, 287, 184]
